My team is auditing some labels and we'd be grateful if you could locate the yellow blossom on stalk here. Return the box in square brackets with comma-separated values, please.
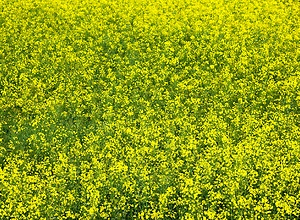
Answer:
[1, 0, 300, 219]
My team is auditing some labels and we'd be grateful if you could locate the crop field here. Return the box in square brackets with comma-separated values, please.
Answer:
[0, 0, 300, 219]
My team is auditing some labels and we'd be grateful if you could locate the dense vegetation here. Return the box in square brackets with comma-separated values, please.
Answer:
[0, 0, 300, 219]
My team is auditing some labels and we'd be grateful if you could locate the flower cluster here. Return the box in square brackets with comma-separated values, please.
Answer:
[0, 0, 300, 219]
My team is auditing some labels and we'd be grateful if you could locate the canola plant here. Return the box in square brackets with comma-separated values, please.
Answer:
[0, 0, 300, 219]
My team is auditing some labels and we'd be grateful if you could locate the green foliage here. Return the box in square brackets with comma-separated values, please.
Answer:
[0, 0, 300, 219]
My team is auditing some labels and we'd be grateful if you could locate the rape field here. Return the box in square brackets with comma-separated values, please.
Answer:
[0, 0, 300, 219]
